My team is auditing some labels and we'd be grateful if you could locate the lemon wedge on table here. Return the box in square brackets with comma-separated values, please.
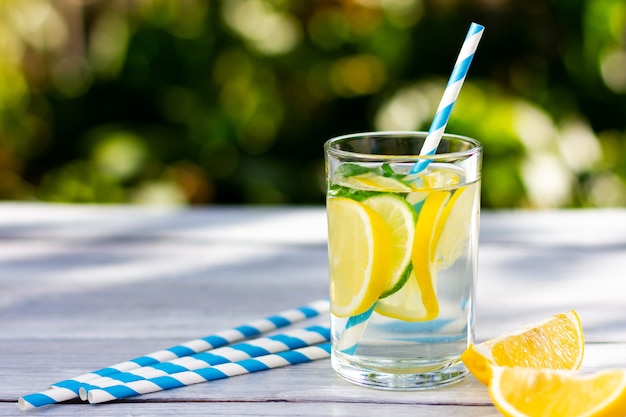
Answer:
[489, 367, 626, 417]
[468, 310, 621, 417]
[327, 197, 391, 317]
[461, 310, 584, 385]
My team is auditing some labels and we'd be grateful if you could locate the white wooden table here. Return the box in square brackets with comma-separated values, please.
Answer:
[1, 203, 625, 416]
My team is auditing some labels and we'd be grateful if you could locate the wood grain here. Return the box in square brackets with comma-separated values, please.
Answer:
[1, 204, 625, 416]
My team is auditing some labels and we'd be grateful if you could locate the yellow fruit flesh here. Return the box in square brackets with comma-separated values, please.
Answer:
[361, 194, 416, 298]
[375, 183, 475, 322]
[374, 270, 427, 321]
[344, 174, 412, 192]
[327, 197, 391, 317]
[490, 367, 626, 417]
[432, 184, 477, 271]
[461, 310, 584, 385]
[330, 166, 476, 323]
[411, 190, 450, 320]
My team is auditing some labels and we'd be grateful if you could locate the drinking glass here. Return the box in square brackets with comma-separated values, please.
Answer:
[324, 131, 482, 389]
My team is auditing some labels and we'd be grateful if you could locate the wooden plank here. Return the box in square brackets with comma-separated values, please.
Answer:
[0, 402, 501, 417]
[2, 339, 624, 409]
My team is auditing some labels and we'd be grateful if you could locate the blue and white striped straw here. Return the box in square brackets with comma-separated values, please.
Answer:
[337, 22, 484, 355]
[78, 325, 330, 400]
[336, 305, 375, 355]
[409, 22, 484, 174]
[87, 343, 331, 404]
[18, 299, 329, 411]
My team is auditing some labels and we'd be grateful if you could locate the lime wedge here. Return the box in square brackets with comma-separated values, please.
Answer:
[327, 197, 391, 317]
[362, 193, 417, 298]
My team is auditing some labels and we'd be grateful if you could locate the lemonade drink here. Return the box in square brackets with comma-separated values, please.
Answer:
[324, 132, 482, 389]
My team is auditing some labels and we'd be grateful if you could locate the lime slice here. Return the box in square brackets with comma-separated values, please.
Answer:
[343, 173, 412, 192]
[361, 193, 416, 298]
[327, 197, 391, 317]
[375, 270, 428, 321]
[432, 182, 479, 271]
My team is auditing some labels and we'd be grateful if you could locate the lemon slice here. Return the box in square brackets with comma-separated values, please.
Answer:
[411, 190, 451, 320]
[489, 367, 626, 417]
[432, 182, 479, 271]
[343, 173, 412, 192]
[362, 194, 416, 298]
[374, 190, 450, 321]
[374, 270, 428, 321]
[327, 197, 391, 317]
[461, 310, 584, 385]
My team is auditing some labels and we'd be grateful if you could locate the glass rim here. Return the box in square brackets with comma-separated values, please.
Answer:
[324, 131, 482, 161]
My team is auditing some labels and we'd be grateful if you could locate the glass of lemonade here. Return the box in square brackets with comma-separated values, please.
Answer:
[324, 131, 482, 390]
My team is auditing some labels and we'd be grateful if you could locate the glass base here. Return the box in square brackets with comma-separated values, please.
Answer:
[331, 352, 468, 390]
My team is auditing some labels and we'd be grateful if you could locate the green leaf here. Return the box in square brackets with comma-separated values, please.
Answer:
[335, 163, 373, 177]
[328, 183, 378, 201]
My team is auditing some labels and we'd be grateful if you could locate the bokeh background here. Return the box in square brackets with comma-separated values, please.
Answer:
[0, 0, 625, 208]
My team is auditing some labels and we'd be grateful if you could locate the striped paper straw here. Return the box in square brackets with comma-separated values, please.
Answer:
[18, 299, 329, 411]
[78, 325, 330, 400]
[336, 305, 375, 355]
[409, 22, 484, 174]
[87, 343, 331, 404]
[337, 22, 485, 355]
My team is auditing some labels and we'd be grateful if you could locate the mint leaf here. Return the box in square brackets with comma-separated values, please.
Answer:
[380, 163, 395, 177]
[336, 163, 373, 177]
[328, 183, 378, 201]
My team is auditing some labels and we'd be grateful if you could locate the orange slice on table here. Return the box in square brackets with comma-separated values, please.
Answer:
[489, 366, 626, 417]
[461, 310, 584, 385]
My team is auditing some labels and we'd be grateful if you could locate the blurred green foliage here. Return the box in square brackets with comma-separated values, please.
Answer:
[0, 0, 625, 208]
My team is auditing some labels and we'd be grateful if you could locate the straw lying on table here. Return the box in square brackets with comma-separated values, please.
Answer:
[87, 343, 331, 404]
[78, 325, 330, 400]
[18, 299, 329, 411]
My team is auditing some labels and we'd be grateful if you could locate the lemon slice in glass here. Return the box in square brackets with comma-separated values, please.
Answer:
[327, 197, 391, 317]
[361, 193, 416, 298]
[432, 182, 479, 271]
[374, 270, 428, 321]
[462, 310, 584, 385]
[375, 190, 450, 321]
[411, 190, 451, 320]
[343, 173, 412, 192]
